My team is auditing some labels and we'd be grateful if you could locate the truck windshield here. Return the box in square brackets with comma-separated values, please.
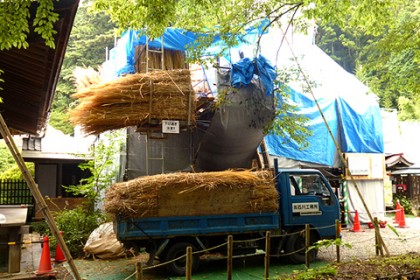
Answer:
[289, 174, 332, 198]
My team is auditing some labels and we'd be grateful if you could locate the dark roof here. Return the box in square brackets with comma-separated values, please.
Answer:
[0, 0, 79, 135]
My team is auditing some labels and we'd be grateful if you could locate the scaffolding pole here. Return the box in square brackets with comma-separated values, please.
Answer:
[0, 114, 82, 280]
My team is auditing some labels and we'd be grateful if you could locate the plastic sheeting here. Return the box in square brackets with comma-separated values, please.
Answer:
[231, 55, 277, 96]
[261, 32, 384, 167]
[106, 21, 269, 78]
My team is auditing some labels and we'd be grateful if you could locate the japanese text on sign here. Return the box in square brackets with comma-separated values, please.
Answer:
[162, 120, 180, 134]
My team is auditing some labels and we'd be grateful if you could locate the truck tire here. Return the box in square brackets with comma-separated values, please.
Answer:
[163, 242, 200, 276]
[285, 231, 318, 264]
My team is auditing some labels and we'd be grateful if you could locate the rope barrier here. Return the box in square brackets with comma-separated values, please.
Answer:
[124, 223, 340, 278]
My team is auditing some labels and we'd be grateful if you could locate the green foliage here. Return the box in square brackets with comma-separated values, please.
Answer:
[0, 142, 16, 173]
[397, 96, 420, 121]
[0, 162, 34, 180]
[393, 194, 413, 215]
[48, 110, 74, 135]
[284, 266, 337, 280]
[54, 207, 107, 257]
[91, 0, 397, 62]
[64, 130, 124, 207]
[308, 238, 352, 253]
[0, 0, 58, 50]
[265, 66, 313, 147]
[317, 0, 419, 114]
[51, 0, 115, 133]
[32, 207, 107, 257]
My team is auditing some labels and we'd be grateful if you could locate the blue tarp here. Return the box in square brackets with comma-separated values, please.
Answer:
[264, 87, 384, 166]
[231, 55, 277, 95]
[106, 22, 269, 77]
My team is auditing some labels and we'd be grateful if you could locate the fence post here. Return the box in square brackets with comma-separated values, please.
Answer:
[185, 246, 192, 280]
[227, 235, 233, 280]
[264, 231, 271, 280]
[374, 217, 380, 256]
[336, 219, 341, 263]
[135, 262, 143, 280]
[305, 224, 310, 270]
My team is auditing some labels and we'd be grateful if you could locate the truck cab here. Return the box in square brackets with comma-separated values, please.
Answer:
[275, 167, 340, 263]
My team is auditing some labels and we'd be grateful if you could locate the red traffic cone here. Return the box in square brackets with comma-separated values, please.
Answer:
[394, 200, 402, 223]
[351, 210, 361, 232]
[398, 207, 408, 228]
[54, 231, 66, 263]
[36, 236, 55, 276]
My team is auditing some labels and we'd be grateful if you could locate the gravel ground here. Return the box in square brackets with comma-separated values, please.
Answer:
[318, 216, 420, 262]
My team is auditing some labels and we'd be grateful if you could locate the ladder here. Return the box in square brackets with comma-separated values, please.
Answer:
[145, 35, 165, 174]
[145, 35, 165, 72]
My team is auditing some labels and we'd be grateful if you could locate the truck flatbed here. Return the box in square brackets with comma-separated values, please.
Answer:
[116, 212, 280, 240]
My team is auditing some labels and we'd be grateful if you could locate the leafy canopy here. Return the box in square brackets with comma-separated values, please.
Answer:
[92, 0, 399, 60]
[0, 0, 58, 50]
[316, 0, 419, 119]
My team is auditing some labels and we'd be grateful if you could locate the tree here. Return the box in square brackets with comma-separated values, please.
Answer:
[50, 1, 116, 134]
[316, 0, 419, 117]
[92, 0, 399, 61]
[0, 0, 59, 102]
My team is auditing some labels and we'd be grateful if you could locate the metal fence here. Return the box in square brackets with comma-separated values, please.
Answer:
[0, 179, 35, 220]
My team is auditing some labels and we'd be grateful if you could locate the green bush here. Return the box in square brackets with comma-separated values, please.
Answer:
[393, 194, 413, 215]
[31, 207, 107, 257]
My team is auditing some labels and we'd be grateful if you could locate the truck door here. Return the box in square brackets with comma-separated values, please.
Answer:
[281, 171, 340, 238]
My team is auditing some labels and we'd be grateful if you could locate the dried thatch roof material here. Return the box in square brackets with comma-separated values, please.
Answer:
[135, 46, 187, 73]
[105, 170, 278, 218]
[73, 66, 102, 90]
[70, 69, 195, 135]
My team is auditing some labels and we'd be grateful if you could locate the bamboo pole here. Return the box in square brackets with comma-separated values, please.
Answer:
[136, 262, 143, 280]
[264, 231, 271, 280]
[305, 224, 310, 270]
[185, 246, 192, 280]
[0, 114, 82, 280]
[336, 219, 341, 263]
[227, 235, 233, 280]
[282, 33, 390, 257]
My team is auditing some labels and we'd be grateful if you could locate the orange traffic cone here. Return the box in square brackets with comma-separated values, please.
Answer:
[398, 207, 408, 228]
[394, 200, 402, 223]
[54, 231, 66, 263]
[351, 210, 361, 232]
[36, 236, 55, 276]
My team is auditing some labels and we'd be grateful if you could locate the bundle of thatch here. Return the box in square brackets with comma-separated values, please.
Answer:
[70, 69, 195, 135]
[135, 46, 187, 73]
[73, 66, 102, 90]
[105, 170, 278, 218]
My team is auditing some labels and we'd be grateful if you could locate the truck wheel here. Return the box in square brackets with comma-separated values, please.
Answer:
[285, 231, 318, 264]
[163, 242, 200, 276]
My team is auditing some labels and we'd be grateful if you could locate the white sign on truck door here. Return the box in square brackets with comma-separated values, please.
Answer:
[292, 202, 321, 215]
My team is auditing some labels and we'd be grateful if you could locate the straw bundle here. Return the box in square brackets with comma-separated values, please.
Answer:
[70, 69, 195, 135]
[73, 66, 102, 90]
[105, 170, 278, 218]
[135, 46, 187, 72]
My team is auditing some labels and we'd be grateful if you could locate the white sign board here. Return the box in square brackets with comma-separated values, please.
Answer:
[348, 154, 370, 175]
[162, 120, 180, 134]
[292, 202, 320, 214]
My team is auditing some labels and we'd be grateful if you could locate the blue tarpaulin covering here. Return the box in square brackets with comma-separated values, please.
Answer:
[259, 39, 384, 167]
[264, 87, 384, 166]
[231, 55, 277, 95]
[106, 21, 269, 78]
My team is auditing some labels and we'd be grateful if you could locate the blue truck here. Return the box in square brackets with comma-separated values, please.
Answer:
[115, 164, 340, 275]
